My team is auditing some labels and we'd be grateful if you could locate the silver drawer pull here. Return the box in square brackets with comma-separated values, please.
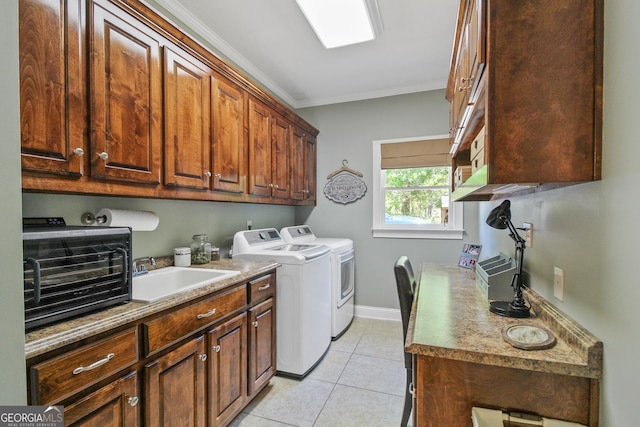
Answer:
[128, 396, 139, 407]
[258, 284, 271, 291]
[73, 353, 114, 375]
[213, 345, 221, 353]
[197, 308, 217, 319]
[252, 321, 259, 328]
[199, 354, 208, 361]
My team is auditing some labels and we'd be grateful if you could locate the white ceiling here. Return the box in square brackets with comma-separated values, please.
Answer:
[150, 0, 459, 109]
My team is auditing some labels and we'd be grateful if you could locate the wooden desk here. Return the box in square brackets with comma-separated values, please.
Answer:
[406, 264, 602, 426]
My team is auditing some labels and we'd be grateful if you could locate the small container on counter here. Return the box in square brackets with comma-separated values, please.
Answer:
[211, 246, 220, 261]
[191, 234, 212, 264]
[174, 247, 191, 267]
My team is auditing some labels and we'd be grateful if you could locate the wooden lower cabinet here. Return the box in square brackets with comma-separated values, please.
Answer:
[63, 372, 139, 427]
[144, 336, 207, 427]
[414, 355, 599, 426]
[27, 272, 278, 427]
[248, 298, 276, 397]
[208, 313, 248, 426]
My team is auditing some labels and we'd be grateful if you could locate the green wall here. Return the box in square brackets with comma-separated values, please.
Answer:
[0, 0, 27, 404]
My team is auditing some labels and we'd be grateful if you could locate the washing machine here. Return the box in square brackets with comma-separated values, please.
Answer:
[280, 225, 355, 339]
[232, 228, 332, 377]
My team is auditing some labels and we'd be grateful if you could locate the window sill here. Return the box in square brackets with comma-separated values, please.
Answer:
[371, 227, 465, 240]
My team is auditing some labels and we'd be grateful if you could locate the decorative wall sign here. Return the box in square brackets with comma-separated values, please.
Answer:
[324, 160, 367, 205]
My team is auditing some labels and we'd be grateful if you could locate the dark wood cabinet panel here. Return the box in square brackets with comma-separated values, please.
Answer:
[19, 0, 86, 177]
[89, 0, 163, 185]
[290, 127, 316, 204]
[144, 336, 206, 427]
[271, 114, 290, 199]
[164, 45, 212, 189]
[63, 371, 139, 427]
[248, 97, 272, 197]
[211, 77, 246, 194]
[248, 297, 276, 397]
[208, 313, 247, 427]
[303, 133, 317, 204]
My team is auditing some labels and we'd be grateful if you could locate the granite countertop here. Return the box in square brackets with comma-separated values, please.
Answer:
[406, 264, 602, 379]
[25, 258, 280, 359]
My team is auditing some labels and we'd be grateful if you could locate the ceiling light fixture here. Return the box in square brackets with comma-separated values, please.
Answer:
[295, 0, 382, 49]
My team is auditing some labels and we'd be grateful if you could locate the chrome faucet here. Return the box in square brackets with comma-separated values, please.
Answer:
[132, 256, 156, 276]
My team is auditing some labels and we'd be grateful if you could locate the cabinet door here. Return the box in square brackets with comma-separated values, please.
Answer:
[248, 98, 272, 197]
[270, 115, 290, 199]
[164, 46, 212, 189]
[248, 298, 276, 397]
[64, 372, 139, 427]
[89, 0, 162, 185]
[19, 0, 85, 177]
[144, 336, 206, 427]
[211, 77, 246, 193]
[289, 126, 306, 201]
[208, 313, 247, 427]
[303, 134, 317, 203]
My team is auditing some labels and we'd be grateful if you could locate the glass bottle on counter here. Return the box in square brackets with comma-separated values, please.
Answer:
[190, 234, 212, 264]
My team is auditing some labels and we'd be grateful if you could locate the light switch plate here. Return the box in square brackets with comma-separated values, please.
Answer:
[554, 266, 564, 301]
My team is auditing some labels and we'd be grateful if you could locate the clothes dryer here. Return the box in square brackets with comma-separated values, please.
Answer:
[280, 225, 355, 339]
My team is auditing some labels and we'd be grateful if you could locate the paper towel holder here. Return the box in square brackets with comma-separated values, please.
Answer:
[81, 212, 107, 225]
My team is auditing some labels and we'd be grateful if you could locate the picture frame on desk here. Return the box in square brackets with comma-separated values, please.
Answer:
[458, 243, 481, 269]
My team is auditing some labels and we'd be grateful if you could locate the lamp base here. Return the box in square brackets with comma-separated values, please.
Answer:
[489, 300, 530, 318]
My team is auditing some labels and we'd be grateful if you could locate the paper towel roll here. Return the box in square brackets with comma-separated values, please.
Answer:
[95, 208, 159, 231]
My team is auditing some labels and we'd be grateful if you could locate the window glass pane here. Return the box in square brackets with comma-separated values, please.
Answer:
[385, 188, 449, 225]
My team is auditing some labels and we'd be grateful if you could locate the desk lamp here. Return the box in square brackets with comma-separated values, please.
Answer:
[485, 200, 531, 318]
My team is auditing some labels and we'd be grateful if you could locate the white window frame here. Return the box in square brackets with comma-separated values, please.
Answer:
[372, 135, 464, 239]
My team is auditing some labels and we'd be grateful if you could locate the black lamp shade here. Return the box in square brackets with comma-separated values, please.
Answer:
[486, 200, 511, 229]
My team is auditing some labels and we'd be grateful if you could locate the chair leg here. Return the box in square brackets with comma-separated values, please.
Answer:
[401, 368, 413, 427]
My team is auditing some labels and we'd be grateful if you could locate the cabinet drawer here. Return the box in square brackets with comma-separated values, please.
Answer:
[30, 327, 138, 405]
[472, 147, 485, 174]
[249, 274, 275, 305]
[143, 285, 246, 356]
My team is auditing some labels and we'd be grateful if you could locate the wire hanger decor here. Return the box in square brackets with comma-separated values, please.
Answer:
[324, 160, 367, 205]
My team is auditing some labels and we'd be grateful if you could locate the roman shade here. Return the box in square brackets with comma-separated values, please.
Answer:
[380, 138, 450, 169]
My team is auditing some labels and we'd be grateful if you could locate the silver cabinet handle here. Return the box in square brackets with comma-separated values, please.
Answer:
[252, 321, 258, 328]
[73, 353, 114, 375]
[197, 308, 217, 319]
[213, 345, 221, 352]
[274, 184, 279, 189]
[215, 173, 222, 179]
[204, 171, 212, 178]
[258, 284, 270, 291]
[269, 183, 274, 188]
[98, 152, 109, 161]
[73, 148, 84, 156]
[199, 354, 208, 361]
[128, 396, 139, 407]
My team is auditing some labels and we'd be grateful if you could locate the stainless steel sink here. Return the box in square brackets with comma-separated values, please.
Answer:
[132, 267, 241, 302]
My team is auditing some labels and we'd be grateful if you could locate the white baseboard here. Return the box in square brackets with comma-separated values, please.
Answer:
[354, 305, 401, 322]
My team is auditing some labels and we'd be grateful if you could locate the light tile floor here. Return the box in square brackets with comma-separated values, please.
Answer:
[229, 317, 411, 427]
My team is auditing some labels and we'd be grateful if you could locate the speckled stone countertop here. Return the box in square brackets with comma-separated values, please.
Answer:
[406, 264, 602, 379]
[25, 258, 279, 359]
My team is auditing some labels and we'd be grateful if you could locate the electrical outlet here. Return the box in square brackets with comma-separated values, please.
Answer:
[246, 220, 252, 230]
[554, 266, 564, 301]
[522, 222, 533, 248]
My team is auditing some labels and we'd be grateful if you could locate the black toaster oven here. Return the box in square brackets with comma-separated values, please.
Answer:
[22, 222, 132, 330]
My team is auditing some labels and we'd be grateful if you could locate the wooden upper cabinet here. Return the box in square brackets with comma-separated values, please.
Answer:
[248, 98, 272, 197]
[89, 0, 162, 185]
[304, 134, 317, 203]
[19, 0, 85, 177]
[448, 0, 602, 201]
[270, 114, 290, 199]
[211, 76, 246, 194]
[290, 126, 316, 203]
[164, 45, 212, 190]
